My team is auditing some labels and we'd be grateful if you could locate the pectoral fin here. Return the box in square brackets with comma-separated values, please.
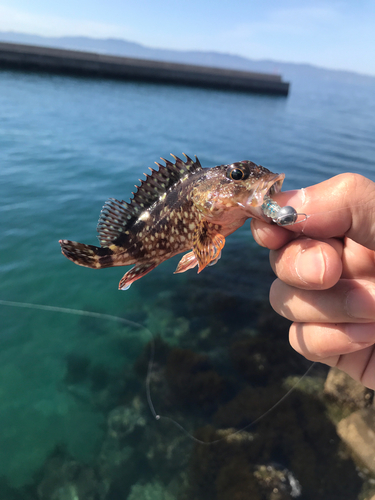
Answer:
[174, 251, 198, 274]
[119, 262, 157, 290]
[208, 251, 222, 266]
[193, 222, 225, 273]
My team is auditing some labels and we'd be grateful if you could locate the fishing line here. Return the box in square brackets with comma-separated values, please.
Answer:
[151, 362, 317, 445]
[0, 298, 316, 445]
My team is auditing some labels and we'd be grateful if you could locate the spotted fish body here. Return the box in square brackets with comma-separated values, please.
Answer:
[60, 154, 284, 290]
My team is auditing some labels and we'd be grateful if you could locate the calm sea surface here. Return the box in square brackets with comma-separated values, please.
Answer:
[0, 67, 375, 498]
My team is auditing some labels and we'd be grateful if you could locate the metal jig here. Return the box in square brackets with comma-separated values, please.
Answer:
[262, 195, 309, 227]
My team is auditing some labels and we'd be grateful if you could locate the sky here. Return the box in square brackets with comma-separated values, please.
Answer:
[0, 0, 374, 76]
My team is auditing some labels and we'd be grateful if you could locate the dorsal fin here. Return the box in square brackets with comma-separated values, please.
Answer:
[97, 154, 202, 246]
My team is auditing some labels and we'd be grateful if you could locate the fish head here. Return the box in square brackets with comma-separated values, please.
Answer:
[192, 161, 285, 226]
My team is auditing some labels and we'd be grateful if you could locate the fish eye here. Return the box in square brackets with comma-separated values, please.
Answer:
[227, 167, 245, 181]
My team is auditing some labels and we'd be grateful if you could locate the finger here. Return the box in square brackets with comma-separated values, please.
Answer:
[289, 323, 375, 389]
[270, 278, 375, 323]
[269, 238, 343, 290]
[289, 322, 375, 359]
[269, 173, 375, 251]
[251, 217, 296, 250]
[341, 237, 375, 280]
[336, 347, 375, 390]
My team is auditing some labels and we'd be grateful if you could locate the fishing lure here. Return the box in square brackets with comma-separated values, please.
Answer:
[261, 195, 309, 226]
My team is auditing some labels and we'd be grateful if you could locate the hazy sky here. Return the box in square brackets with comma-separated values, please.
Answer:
[0, 0, 374, 76]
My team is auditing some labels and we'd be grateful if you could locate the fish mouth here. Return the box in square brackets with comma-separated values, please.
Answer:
[265, 173, 285, 197]
[246, 172, 285, 207]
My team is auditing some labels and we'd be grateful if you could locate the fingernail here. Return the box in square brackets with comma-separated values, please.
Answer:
[272, 189, 305, 208]
[282, 189, 306, 208]
[295, 246, 325, 285]
[346, 288, 375, 320]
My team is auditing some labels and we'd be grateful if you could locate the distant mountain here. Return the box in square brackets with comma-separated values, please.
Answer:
[0, 31, 374, 86]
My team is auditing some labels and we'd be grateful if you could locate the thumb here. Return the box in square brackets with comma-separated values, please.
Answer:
[274, 173, 375, 250]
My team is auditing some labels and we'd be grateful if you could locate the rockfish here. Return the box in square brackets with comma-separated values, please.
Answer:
[59, 154, 284, 290]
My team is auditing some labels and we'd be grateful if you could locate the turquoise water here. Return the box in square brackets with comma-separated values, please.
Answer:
[1, 68, 375, 498]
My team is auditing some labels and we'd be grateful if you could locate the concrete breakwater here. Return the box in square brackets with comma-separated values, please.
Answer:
[0, 41, 289, 95]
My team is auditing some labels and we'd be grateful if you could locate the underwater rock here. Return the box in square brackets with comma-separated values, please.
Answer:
[187, 426, 262, 500]
[187, 385, 363, 500]
[133, 336, 171, 380]
[324, 367, 374, 410]
[165, 347, 226, 413]
[98, 442, 137, 500]
[215, 461, 263, 500]
[229, 311, 308, 386]
[98, 398, 151, 499]
[98, 436, 146, 500]
[127, 480, 176, 500]
[253, 464, 301, 500]
[129, 293, 364, 499]
[166, 279, 264, 341]
[337, 408, 375, 475]
[229, 336, 307, 385]
[99, 438, 133, 475]
[107, 404, 146, 440]
[37, 455, 103, 500]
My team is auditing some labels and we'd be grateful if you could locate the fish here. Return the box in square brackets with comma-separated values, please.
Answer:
[59, 154, 285, 290]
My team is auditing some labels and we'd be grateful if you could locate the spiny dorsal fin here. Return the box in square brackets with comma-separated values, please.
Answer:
[97, 154, 202, 246]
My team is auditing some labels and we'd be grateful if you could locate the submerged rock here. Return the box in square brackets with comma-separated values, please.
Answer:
[165, 347, 226, 413]
[37, 455, 103, 500]
[254, 464, 301, 500]
[324, 367, 374, 410]
[186, 383, 363, 500]
[98, 400, 146, 497]
[127, 481, 176, 500]
[337, 408, 375, 475]
[107, 404, 146, 440]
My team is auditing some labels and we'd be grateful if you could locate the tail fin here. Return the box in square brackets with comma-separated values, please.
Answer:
[59, 240, 114, 269]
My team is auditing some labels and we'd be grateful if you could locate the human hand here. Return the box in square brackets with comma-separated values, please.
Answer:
[251, 173, 375, 389]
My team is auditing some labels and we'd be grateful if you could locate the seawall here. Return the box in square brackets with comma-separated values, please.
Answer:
[0, 42, 289, 95]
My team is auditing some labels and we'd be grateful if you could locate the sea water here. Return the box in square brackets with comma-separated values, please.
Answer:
[0, 67, 374, 497]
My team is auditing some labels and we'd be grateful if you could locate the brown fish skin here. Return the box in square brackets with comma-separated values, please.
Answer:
[59, 154, 284, 290]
